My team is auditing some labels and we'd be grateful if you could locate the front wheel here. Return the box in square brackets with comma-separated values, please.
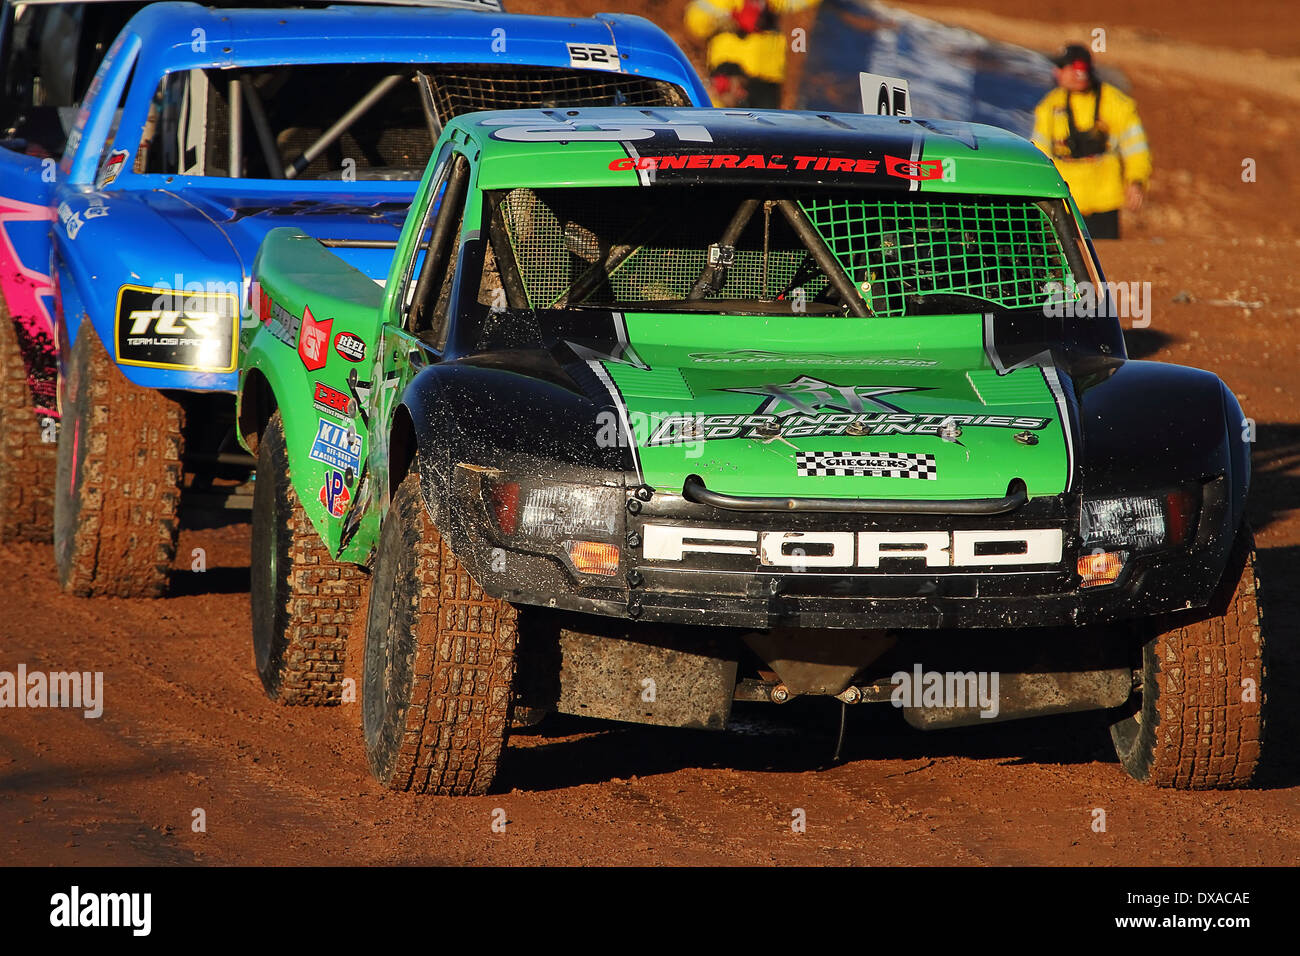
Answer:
[1109, 525, 1267, 789]
[362, 459, 518, 795]
[54, 319, 185, 597]
[249, 411, 365, 704]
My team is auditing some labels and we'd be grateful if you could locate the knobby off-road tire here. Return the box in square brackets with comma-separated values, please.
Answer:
[363, 461, 518, 795]
[54, 320, 185, 597]
[1110, 524, 1266, 789]
[250, 412, 365, 705]
[0, 306, 54, 542]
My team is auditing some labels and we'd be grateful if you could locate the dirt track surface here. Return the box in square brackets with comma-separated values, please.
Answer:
[2, 1, 1299, 866]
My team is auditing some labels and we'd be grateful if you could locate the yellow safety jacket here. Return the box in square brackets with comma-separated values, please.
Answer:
[1032, 83, 1152, 216]
[685, 0, 819, 85]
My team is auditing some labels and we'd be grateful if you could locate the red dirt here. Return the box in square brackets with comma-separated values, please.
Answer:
[1, 1, 1298, 866]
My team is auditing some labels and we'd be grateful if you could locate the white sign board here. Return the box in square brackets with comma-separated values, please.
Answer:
[860, 72, 912, 116]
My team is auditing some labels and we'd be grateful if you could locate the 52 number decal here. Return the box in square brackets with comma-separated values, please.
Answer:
[567, 43, 621, 72]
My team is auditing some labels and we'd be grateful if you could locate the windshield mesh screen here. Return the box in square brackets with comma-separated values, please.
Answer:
[426, 65, 690, 117]
[498, 188, 831, 309]
[493, 187, 1074, 315]
[799, 196, 1072, 317]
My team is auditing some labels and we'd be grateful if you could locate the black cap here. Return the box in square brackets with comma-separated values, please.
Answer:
[1052, 44, 1093, 69]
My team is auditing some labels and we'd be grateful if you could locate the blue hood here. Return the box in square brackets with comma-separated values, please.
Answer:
[55, 181, 416, 391]
[147, 185, 416, 282]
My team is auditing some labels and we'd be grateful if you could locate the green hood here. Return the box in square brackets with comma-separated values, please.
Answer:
[599, 312, 1071, 500]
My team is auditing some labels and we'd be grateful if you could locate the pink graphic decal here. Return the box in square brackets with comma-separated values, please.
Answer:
[0, 194, 58, 417]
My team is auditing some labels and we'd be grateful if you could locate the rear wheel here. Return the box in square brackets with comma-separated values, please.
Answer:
[1110, 525, 1266, 788]
[0, 307, 55, 542]
[250, 411, 365, 704]
[362, 460, 518, 795]
[54, 319, 185, 597]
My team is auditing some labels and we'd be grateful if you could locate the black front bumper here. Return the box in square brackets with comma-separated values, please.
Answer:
[485, 561, 1221, 629]
[443, 464, 1235, 631]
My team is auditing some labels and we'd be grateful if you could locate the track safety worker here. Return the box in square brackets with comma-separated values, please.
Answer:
[685, 0, 821, 109]
[1032, 44, 1151, 239]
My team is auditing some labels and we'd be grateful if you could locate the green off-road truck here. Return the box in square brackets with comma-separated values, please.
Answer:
[236, 108, 1265, 795]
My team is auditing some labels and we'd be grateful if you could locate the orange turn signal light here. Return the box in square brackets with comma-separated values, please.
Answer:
[1078, 550, 1126, 588]
[568, 540, 620, 576]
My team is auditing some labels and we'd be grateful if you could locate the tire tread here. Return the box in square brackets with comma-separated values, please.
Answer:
[1143, 529, 1266, 789]
[58, 324, 184, 598]
[372, 468, 517, 796]
[0, 309, 54, 542]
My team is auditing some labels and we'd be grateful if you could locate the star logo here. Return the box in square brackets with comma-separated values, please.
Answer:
[723, 375, 929, 417]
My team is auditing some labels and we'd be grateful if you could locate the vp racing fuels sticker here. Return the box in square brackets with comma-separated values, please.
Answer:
[319, 470, 351, 518]
[97, 148, 129, 188]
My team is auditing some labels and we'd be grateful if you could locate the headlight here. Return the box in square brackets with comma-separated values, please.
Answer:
[486, 479, 620, 542]
[1081, 495, 1165, 550]
[1080, 488, 1198, 552]
[517, 484, 619, 540]
[1077, 488, 1199, 588]
[479, 473, 624, 577]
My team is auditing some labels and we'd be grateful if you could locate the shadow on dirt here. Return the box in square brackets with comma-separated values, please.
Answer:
[1122, 327, 1177, 359]
[1252, 543, 1300, 790]
[1249, 422, 1300, 536]
[0, 753, 193, 797]
[499, 698, 1114, 794]
[168, 565, 251, 596]
[180, 504, 252, 532]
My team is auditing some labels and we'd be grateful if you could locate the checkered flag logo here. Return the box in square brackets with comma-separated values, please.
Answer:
[795, 451, 938, 479]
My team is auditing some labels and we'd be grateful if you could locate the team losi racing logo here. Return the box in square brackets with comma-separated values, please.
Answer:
[114, 285, 238, 372]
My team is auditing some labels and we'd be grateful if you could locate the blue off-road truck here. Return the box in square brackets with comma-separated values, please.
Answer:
[0, 0, 160, 545]
[0, 0, 514, 543]
[0, 0, 708, 596]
